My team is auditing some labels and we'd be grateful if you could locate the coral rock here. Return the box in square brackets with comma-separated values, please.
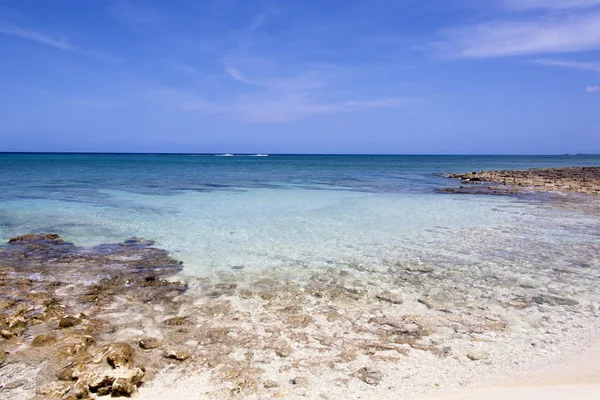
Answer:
[376, 291, 404, 304]
[106, 342, 135, 368]
[164, 348, 190, 361]
[139, 337, 161, 350]
[32, 334, 57, 347]
[351, 367, 383, 385]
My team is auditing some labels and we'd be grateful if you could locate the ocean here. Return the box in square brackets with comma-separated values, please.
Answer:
[2, 153, 600, 399]
[1, 153, 599, 278]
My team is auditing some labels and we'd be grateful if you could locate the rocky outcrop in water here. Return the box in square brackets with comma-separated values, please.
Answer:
[0, 233, 185, 399]
[442, 166, 600, 196]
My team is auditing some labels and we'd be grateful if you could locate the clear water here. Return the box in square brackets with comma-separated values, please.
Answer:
[1, 154, 599, 276]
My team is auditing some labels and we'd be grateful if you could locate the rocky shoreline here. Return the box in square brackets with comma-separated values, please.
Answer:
[1, 228, 599, 399]
[440, 166, 600, 196]
[0, 234, 188, 399]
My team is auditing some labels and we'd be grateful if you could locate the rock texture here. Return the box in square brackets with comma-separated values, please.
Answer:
[0, 230, 598, 400]
[0, 233, 185, 398]
[442, 166, 600, 196]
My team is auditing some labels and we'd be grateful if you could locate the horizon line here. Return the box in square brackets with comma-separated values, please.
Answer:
[0, 152, 598, 157]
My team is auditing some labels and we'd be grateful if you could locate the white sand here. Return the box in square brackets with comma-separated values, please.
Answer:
[438, 336, 600, 400]
[441, 385, 600, 400]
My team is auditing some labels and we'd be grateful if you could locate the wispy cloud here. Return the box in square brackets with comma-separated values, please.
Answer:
[0, 24, 73, 51]
[0, 23, 120, 62]
[532, 59, 600, 72]
[152, 62, 408, 122]
[106, 2, 409, 122]
[439, 13, 600, 58]
[182, 91, 407, 122]
[249, 6, 279, 31]
[587, 85, 600, 92]
[503, 0, 600, 10]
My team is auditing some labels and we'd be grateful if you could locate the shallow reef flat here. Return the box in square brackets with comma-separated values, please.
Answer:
[0, 226, 599, 399]
[441, 166, 600, 196]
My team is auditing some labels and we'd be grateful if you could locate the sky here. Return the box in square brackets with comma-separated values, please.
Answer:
[0, 0, 599, 154]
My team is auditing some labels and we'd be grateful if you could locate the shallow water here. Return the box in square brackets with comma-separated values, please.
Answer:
[1, 154, 600, 277]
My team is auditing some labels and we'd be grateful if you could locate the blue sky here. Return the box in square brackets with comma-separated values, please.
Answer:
[1, 0, 599, 154]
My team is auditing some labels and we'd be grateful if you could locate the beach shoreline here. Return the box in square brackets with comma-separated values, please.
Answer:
[443, 166, 600, 196]
[1, 165, 599, 399]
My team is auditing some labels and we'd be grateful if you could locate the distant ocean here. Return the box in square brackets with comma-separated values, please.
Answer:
[1, 153, 600, 276]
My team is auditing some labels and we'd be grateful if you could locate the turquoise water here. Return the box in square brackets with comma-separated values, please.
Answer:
[1, 154, 599, 276]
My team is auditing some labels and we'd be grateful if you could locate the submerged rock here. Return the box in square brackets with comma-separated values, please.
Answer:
[162, 316, 189, 326]
[263, 380, 279, 389]
[139, 337, 161, 350]
[351, 367, 383, 385]
[59, 315, 82, 329]
[32, 334, 57, 347]
[164, 348, 190, 361]
[376, 291, 403, 304]
[274, 342, 293, 358]
[8, 233, 61, 243]
[532, 294, 579, 306]
[466, 351, 489, 361]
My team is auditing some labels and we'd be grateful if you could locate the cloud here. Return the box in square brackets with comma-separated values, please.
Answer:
[152, 62, 409, 123]
[250, 6, 279, 31]
[439, 13, 600, 58]
[532, 59, 600, 72]
[0, 23, 120, 62]
[587, 85, 600, 92]
[183, 92, 407, 122]
[224, 66, 255, 85]
[0, 24, 73, 51]
[503, 0, 600, 10]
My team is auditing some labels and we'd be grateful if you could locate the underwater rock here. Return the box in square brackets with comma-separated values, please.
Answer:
[162, 316, 189, 327]
[264, 380, 279, 389]
[351, 367, 383, 385]
[466, 351, 489, 361]
[121, 237, 155, 246]
[59, 315, 82, 329]
[532, 294, 579, 306]
[139, 337, 161, 350]
[8, 233, 61, 243]
[164, 348, 190, 361]
[274, 342, 293, 358]
[32, 334, 57, 347]
[376, 291, 403, 304]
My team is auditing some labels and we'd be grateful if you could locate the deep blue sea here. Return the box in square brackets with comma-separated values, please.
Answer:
[1, 153, 599, 276]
